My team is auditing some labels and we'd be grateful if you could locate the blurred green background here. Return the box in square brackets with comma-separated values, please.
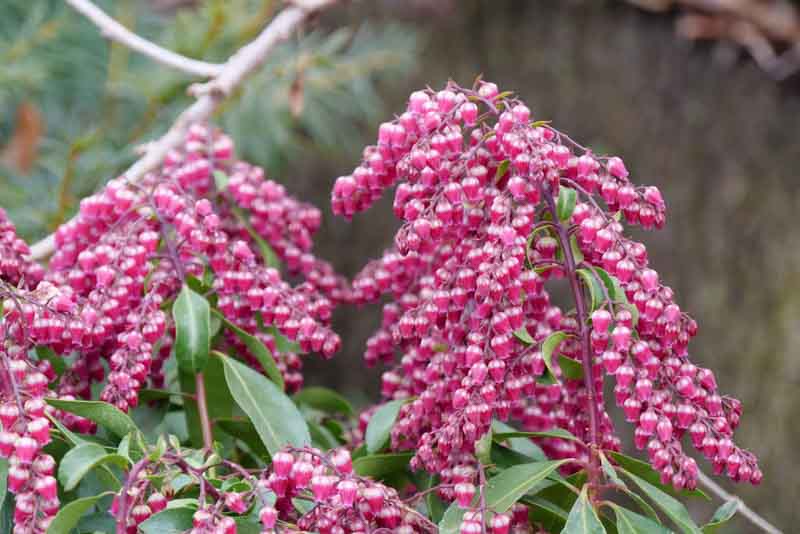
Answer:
[1, 0, 797, 531]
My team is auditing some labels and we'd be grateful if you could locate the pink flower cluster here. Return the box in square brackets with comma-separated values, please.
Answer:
[0, 125, 345, 533]
[334, 81, 759, 492]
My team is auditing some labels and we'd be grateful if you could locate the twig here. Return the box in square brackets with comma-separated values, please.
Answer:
[30, 0, 337, 261]
[697, 471, 783, 534]
[66, 0, 223, 78]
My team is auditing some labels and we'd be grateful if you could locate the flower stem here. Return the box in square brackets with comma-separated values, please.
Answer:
[544, 188, 602, 489]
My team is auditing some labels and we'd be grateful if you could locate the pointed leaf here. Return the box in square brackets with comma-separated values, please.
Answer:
[576, 268, 605, 312]
[217, 418, 270, 459]
[179, 356, 235, 448]
[58, 443, 129, 491]
[542, 331, 569, 379]
[293, 387, 354, 416]
[353, 452, 413, 478]
[439, 460, 569, 533]
[493, 428, 581, 443]
[46, 399, 137, 439]
[139, 507, 195, 534]
[620, 471, 702, 534]
[558, 354, 584, 380]
[563, 486, 606, 533]
[612, 504, 670, 534]
[609, 452, 707, 499]
[365, 399, 407, 454]
[702, 501, 738, 533]
[219, 353, 310, 455]
[46, 492, 114, 534]
[513, 327, 535, 345]
[557, 187, 577, 221]
[491, 420, 546, 461]
[475, 427, 493, 466]
[212, 309, 283, 389]
[173, 284, 211, 373]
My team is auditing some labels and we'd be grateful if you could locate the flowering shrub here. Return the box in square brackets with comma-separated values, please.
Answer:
[0, 81, 761, 534]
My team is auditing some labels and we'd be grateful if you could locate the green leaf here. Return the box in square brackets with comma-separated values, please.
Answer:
[495, 159, 511, 181]
[612, 504, 670, 534]
[35, 346, 66, 376]
[139, 507, 195, 534]
[619, 470, 702, 534]
[294, 386, 354, 416]
[308, 420, 341, 450]
[599, 451, 626, 488]
[217, 418, 270, 459]
[542, 331, 568, 379]
[173, 284, 211, 373]
[702, 501, 738, 533]
[577, 268, 606, 312]
[46, 399, 138, 439]
[213, 170, 229, 190]
[513, 327, 535, 345]
[364, 399, 407, 454]
[46, 492, 114, 534]
[493, 428, 581, 443]
[563, 486, 606, 533]
[58, 443, 129, 491]
[475, 427, 493, 466]
[491, 420, 546, 461]
[264, 325, 301, 354]
[353, 452, 413, 478]
[558, 355, 584, 380]
[524, 496, 570, 532]
[439, 460, 568, 534]
[219, 353, 310, 455]
[0, 459, 7, 518]
[608, 452, 707, 499]
[557, 187, 577, 221]
[212, 309, 284, 389]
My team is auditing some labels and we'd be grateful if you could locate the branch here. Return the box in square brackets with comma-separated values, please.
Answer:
[66, 0, 224, 78]
[697, 471, 783, 534]
[30, 0, 337, 261]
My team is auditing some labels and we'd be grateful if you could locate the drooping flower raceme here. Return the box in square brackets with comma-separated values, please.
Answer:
[333, 81, 760, 494]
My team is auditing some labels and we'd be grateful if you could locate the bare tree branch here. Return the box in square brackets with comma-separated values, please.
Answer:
[698, 471, 784, 534]
[66, 0, 224, 78]
[30, 0, 337, 260]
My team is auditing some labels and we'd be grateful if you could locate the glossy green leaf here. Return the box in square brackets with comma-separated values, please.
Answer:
[217, 418, 270, 459]
[577, 268, 606, 312]
[365, 399, 407, 454]
[495, 159, 511, 181]
[46, 399, 138, 439]
[439, 460, 568, 533]
[608, 452, 707, 499]
[493, 428, 581, 443]
[212, 309, 283, 389]
[265, 325, 302, 354]
[213, 170, 229, 190]
[220, 353, 310, 455]
[524, 496, 570, 532]
[491, 420, 546, 461]
[702, 501, 738, 533]
[513, 327, 535, 345]
[612, 504, 670, 534]
[558, 354, 584, 380]
[542, 331, 568, 379]
[46, 492, 114, 534]
[620, 470, 702, 534]
[353, 452, 413, 478]
[563, 486, 606, 533]
[173, 284, 211, 373]
[294, 386, 354, 416]
[34, 346, 66, 376]
[58, 443, 129, 491]
[475, 427, 493, 466]
[0, 459, 7, 519]
[557, 186, 577, 221]
[308, 420, 341, 450]
[139, 507, 195, 534]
